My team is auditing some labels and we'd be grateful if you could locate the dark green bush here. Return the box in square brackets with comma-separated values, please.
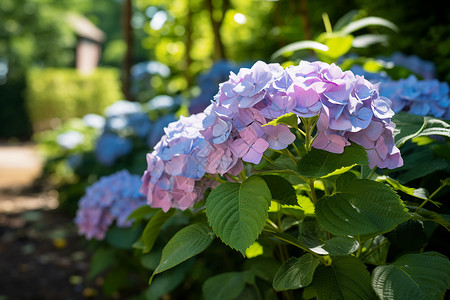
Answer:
[26, 68, 123, 131]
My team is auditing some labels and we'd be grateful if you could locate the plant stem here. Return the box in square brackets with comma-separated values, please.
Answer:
[263, 154, 275, 165]
[228, 174, 240, 183]
[414, 181, 446, 213]
[366, 167, 378, 180]
[204, 174, 226, 183]
[361, 239, 389, 262]
[308, 179, 317, 205]
[291, 142, 302, 157]
[322, 13, 333, 35]
[283, 149, 298, 165]
[356, 236, 363, 258]
[296, 127, 307, 137]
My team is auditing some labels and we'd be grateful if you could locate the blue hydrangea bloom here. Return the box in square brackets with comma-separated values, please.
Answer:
[189, 60, 251, 114]
[147, 114, 177, 148]
[379, 75, 449, 118]
[95, 133, 133, 166]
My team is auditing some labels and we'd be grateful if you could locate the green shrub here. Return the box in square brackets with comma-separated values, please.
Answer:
[26, 68, 123, 131]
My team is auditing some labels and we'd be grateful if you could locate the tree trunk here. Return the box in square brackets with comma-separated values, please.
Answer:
[121, 0, 133, 100]
[206, 0, 226, 60]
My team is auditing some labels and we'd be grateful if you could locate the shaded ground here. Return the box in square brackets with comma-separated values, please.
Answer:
[0, 144, 106, 300]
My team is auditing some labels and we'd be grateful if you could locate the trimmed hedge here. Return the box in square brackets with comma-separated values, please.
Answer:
[26, 68, 123, 131]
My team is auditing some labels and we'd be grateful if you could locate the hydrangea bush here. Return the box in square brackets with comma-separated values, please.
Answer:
[134, 60, 450, 299]
[141, 60, 403, 211]
[75, 170, 147, 240]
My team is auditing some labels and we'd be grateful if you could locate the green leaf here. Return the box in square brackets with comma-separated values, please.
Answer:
[385, 220, 427, 251]
[150, 223, 215, 283]
[254, 156, 298, 175]
[260, 175, 298, 206]
[315, 33, 354, 63]
[206, 176, 272, 254]
[333, 9, 360, 31]
[322, 236, 359, 256]
[273, 254, 321, 291]
[105, 225, 141, 249]
[137, 209, 175, 253]
[392, 112, 450, 147]
[377, 176, 429, 200]
[335, 172, 357, 191]
[102, 267, 127, 296]
[352, 34, 389, 48]
[127, 205, 156, 221]
[414, 210, 450, 231]
[297, 144, 368, 179]
[298, 217, 327, 254]
[340, 16, 399, 35]
[145, 259, 194, 300]
[395, 146, 449, 183]
[202, 272, 246, 300]
[312, 256, 377, 300]
[246, 257, 281, 283]
[140, 251, 161, 270]
[245, 241, 264, 258]
[262, 113, 299, 129]
[271, 41, 329, 60]
[362, 235, 389, 265]
[316, 179, 411, 236]
[88, 248, 115, 280]
[372, 252, 450, 300]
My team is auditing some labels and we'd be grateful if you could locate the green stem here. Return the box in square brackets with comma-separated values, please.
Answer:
[361, 239, 389, 262]
[292, 142, 302, 157]
[356, 236, 363, 258]
[264, 229, 331, 266]
[263, 154, 275, 165]
[366, 167, 378, 180]
[296, 127, 307, 137]
[266, 219, 279, 230]
[308, 179, 317, 205]
[204, 174, 226, 183]
[252, 282, 263, 300]
[283, 148, 298, 165]
[322, 12, 333, 34]
[228, 174, 240, 183]
[414, 183, 445, 213]
[240, 168, 247, 181]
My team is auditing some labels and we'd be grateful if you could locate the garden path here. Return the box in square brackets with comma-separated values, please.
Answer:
[0, 143, 105, 300]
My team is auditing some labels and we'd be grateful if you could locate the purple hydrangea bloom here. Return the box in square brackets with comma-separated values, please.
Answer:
[140, 113, 215, 212]
[200, 60, 403, 170]
[142, 60, 405, 212]
[74, 170, 147, 240]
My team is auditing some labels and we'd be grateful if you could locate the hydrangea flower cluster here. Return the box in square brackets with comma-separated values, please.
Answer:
[141, 60, 404, 211]
[382, 52, 436, 80]
[202, 60, 403, 169]
[95, 133, 133, 166]
[379, 75, 450, 118]
[140, 113, 218, 212]
[75, 170, 147, 240]
[94, 99, 178, 166]
[189, 60, 247, 115]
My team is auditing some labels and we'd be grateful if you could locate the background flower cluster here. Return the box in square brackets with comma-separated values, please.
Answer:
[75, 170, 147, 240]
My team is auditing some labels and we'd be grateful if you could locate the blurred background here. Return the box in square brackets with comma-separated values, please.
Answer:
[1, 0, 450, 299]
[1, 0, 450, 141]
